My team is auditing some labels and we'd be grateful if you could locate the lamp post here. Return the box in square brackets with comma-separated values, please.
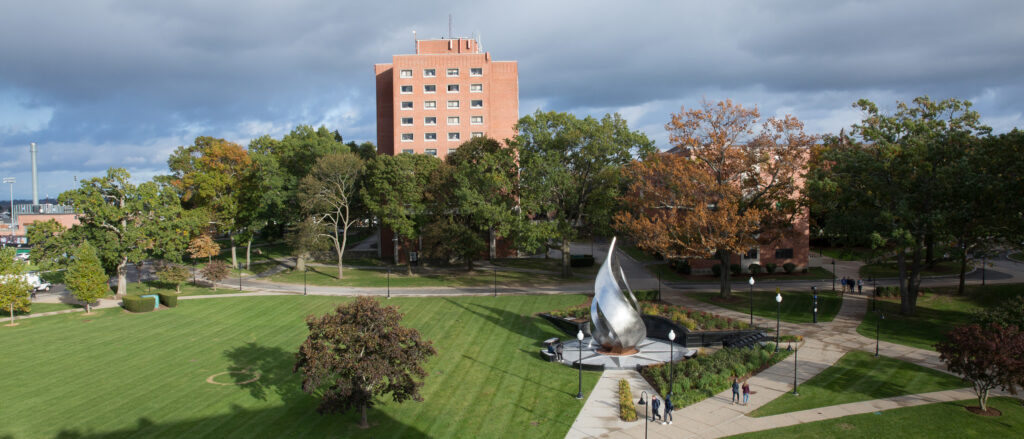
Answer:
[668, 329, 676, 394]
[387, 268, 391, 299]
[792, 344, 799, 396]
[812, 286, 818, 324]
[875, 311, 885, 357]
[303, 267, 307, 296]
[638, 391, 649, 439]
[576, 329, 584, 399]
[831, 259, 836, 291]
[775, 292, 782, 352]
[493, 266, 497, 297]
[748, 276, 755, 325]
[3, 177, 14, 239]
[872, 278, 877, 311]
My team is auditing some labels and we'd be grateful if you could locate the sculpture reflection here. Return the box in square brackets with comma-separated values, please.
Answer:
[590, 237, 647, 354]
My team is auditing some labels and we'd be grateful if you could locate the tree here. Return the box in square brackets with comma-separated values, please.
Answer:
[65, 242, 110, 313]
[200, 260, 230, 291]
[298, 153, 365, 279]
[287, 216, 325, 272]
[936, 323, 1024, 413]
[26, 219, 68, 270]
[59, 168, 187, 299]
[168, 137, 254, 269]
[421, 136, 520, 269]
[188, 235, 220, 263]
[617, 100, 812, 297]
[513, 111, 655, 277]
[808, 97, 989, 314]
[0, 247, 31, 326]
[361, 154, 442, 272]
[156, 263, 190, 294]
[293, 296, 436, 428]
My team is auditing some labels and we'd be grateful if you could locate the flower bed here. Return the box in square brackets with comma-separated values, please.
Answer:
[642, 344, 790, 408]
[546, 301, 749, 331]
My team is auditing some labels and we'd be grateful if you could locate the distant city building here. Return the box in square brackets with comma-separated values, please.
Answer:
[374, 37, 519, 263]
[0, 204, 78, 246]
[375, 37, 518, 158]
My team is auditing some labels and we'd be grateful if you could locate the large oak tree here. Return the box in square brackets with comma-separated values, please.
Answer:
[617, 100, 812, 297]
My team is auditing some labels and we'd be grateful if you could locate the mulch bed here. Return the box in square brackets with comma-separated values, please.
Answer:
[965, 406, 1002, 416]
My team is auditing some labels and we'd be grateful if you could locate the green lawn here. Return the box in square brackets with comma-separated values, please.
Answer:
[1009, 252, 1023, 262]
[689, 290, 843, 324]
[652, 264, 834, 283]
[819, 247, 883, 262]
[269, 265, 579, 288]
[127, 280, 262, 297]
[0, 294, 597, 438]
[750, 350, 965, 417]
[859, 260, 963, 278]
[856, 284, 1024, 350]
[729, 397, 1024, 438]
[17, 302, 82, 316]
[492, 258, 598, 276]
[621, 245, 658, 262]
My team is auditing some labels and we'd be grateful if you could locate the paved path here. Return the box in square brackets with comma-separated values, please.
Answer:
[573, 287, 955, 438]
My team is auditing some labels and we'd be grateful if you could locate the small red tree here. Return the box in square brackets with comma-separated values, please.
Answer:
[199, 260, 230, 291]
[935, 323, 1024, 413]
[294, 296, 436, 428]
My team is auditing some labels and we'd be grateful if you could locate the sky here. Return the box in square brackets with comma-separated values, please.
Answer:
[1, 0, 1022, 200]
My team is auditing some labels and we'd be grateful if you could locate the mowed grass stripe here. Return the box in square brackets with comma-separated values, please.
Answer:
[0, 295, 592, 438]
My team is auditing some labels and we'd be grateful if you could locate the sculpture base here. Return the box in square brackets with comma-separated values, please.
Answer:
[596, 347, 639, 356]
[558, 337, 695, 370]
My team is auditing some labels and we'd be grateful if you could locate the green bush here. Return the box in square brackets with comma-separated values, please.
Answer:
[678, 261, 692, 275]
[157, 292, 179, 308]
[570, 254, 595, 267]
[972, 295, 1024, 328]
[783, 262, 796, 274]
[711, 264, 722, 277]
[729, 264, 741, 276]
[123, 295, 155, 313]
[764, 263, 777, 274]
[643, 345, 791, 409]
[618, 379, 638, 422]
[633, 289, 659, 301]
[748, 263, 761, 274]
[875, 286, 899, 297]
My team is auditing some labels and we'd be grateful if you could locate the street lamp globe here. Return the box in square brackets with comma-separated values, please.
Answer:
[748, 276, 754, 286]
[668, 329, 675, 341]
[775, 293, 782, 303]
[577, 329, 584, 341]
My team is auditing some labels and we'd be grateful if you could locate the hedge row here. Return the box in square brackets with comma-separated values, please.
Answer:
[642, 345, 790, 409]
[618, 379, 638, 422]
[123, 295, 156, 313]
[157, 292, 179, 308]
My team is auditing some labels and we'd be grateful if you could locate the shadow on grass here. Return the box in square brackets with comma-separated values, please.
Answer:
[222, 342, 305, 404]
[48, 403, 430, 438]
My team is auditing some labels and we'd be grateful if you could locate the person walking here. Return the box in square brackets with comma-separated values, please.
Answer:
[651, 396, 662, 422]
[742, 381, 751, 405]
[857, 278, 863, 295]
[555, 342, 564, 361]
[840, 276, 847, 293]
[731, 377, 741, 404]
[664, 394, 674, 424]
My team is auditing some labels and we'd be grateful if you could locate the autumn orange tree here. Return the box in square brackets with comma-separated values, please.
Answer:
[615, 100, 813, 297]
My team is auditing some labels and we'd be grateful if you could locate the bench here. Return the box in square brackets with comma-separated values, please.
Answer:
[539, 350, 557, 362]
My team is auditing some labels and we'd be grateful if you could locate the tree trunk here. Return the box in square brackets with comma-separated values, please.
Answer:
[116, 257, 128, 299]
[136, 261, 143, 284]
[903, 241, 923, 316]
[175, 282, 181, 294]
[230, 234, 238, 269]
[359, 403, 369, 428]
[246, 238, 252, 270]
[957, 240, 968, 295]
[978, 387, 988, 412]
[86, 303, 91, 314]
[489, 227, 496, 261]
[925, 234, 935, 268]
[9, 303, 13, 326]
[718, 250, 732, 298]
[467, 256, 474, 271]
[296, 253, 306, 272]
[561, 238, 572, 278]
[337, 225, 347, 280]
[896, 249, 907, 312]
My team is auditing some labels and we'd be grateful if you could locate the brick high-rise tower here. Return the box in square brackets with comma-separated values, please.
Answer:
[375, 38, 519, 158]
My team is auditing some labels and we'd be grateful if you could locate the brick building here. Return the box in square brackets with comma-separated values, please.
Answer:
[374, 37, 519, 263]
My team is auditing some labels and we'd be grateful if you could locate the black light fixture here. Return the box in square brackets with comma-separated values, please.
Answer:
[638, 390, 649, 439]
[576, 329, 584, 400]
[775, 292, 782, 352]
[748, 276, 755, 325]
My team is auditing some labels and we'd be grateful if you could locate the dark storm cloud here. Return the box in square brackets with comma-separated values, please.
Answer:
[1, 0, 1022, 199]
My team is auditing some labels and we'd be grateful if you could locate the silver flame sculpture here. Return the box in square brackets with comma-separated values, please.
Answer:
[590, 237, 647, 354]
